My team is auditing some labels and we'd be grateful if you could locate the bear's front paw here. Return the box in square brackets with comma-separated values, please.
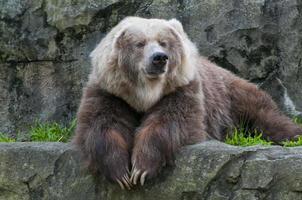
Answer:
[130, 143, 165, 186]
[103, 149, 132, 190]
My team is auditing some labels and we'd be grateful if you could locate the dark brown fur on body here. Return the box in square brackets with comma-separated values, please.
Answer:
[200, 58, 302, 142]
[73, 84, 140, 186]
[73, 17, 302, 189]
[131, 80, 207, 183]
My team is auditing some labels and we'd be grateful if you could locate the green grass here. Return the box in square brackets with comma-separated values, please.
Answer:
[0, 133, 16, 142]
[281, 117, 302, 147]
[226, 116, 302, 147]
[282, 136, 302, 147]
[29, 119, 76, 142]
[225, 128, 272, 147]
[293, 116, 302, 125]
[0, 119, 76, 143]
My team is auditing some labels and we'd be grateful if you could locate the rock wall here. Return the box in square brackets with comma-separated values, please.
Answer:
[1, 0, 302, 134]
[1, 141, 302, 200]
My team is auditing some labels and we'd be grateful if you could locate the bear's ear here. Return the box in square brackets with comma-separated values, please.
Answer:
[168, 19, 185, 35]
[113, 28, 127, 49]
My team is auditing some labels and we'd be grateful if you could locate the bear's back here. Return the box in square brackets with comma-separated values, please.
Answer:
[199, 57, 237, 140]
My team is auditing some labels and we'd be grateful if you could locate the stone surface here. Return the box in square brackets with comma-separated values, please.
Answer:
[1, 141, 302, 200]
[1, 0, 302, 134]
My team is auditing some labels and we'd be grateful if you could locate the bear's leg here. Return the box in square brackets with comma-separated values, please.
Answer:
[229, 79, 302, 143]
[73, 84, 139, 189]
[130, 81, 207, 185]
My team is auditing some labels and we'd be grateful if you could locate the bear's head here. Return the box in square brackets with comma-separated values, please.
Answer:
[89, 17, 199, 111]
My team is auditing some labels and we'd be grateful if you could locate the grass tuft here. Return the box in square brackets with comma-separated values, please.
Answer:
[29, 119, 76, 142]
[0, 133, 16, 142]
[282, 136, 302, 147]
[225, 128, 272, 147]
[226, 116, 302, 147]
[282, 117, 302, 147]
[293, 116, 302, 125]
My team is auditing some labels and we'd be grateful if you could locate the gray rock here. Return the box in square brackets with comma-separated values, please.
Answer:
[1, 141, 302, 200]
[0, 0, 302, 134]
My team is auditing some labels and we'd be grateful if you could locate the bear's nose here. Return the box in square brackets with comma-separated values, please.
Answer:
[146, 52, 169, 77]
[151, 52, 168, 69]
[152, 52, 168, 65]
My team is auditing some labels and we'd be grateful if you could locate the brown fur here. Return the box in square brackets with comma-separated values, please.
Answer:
[73, 17, 302, 188]
[73, 84, 140, 181]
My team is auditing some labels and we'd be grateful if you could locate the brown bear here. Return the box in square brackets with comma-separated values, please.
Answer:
[73, 17, 302, 189]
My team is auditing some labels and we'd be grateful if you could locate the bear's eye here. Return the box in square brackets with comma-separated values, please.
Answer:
[135, 41, 145, 48]
[159, 41, 168, 48]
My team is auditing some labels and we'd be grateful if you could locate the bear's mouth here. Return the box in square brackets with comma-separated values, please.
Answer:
[144, 69, 166, 79]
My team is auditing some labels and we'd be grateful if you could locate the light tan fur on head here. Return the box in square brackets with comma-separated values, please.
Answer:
[88, 17, 200, 112]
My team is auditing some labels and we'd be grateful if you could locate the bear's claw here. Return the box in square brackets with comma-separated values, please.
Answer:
[116, 174, 132, 190]
[130, 167, 141, 185]
[130, 166, 148, 186]
[140, 171, 148, 186]
[116, 179, 125, 190]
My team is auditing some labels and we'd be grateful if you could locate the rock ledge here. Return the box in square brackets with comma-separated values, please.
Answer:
[1, 141, 302, 200]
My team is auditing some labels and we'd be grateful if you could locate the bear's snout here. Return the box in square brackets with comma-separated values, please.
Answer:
[146, 52, 168, 76]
